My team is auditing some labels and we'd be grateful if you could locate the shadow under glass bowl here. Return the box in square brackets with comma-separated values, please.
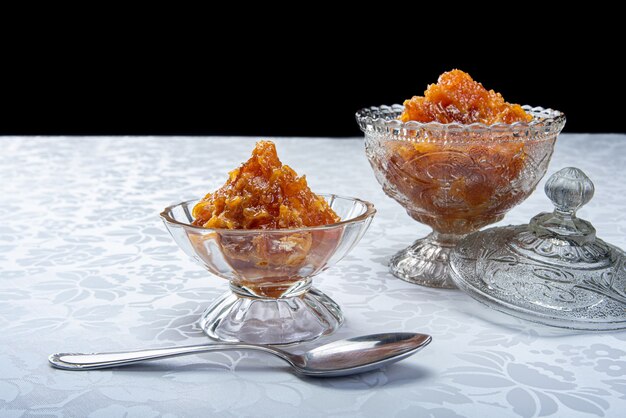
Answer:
[161, 194, 375, 345]
[356, 104, 565, 289]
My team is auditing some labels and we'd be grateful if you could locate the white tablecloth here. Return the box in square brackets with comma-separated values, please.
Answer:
[1, 135, 626, 418]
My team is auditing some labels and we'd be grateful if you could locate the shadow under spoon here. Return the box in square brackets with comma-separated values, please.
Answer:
[49, 332, 432, 377]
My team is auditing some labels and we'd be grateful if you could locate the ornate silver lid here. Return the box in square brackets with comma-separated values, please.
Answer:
[450, 167, 626, 330]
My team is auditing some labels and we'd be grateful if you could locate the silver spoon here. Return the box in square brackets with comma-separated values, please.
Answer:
[49, 332, 431, 377]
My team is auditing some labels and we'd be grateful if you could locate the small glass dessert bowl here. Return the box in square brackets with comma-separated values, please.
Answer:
[161, 194, 375, 345]
[356, 104, 565, 288]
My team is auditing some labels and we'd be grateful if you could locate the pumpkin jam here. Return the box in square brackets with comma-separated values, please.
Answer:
[400, 69, 532, 124]
[373, 70, 538, 234]
[191, 141, 341, 298]
[192, 140, 339, 229]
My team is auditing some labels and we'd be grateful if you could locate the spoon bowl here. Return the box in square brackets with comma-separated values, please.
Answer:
[49, 332, 432, 377]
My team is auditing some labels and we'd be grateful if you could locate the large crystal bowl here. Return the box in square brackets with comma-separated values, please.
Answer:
[356, 105, 565, 289]
[161, 194, 375, 345]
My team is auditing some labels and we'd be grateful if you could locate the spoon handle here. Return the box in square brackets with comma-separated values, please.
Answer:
[49, 343, 276, 370]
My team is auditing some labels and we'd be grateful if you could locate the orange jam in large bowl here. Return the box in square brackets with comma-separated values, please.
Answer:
[356, 70, 565, 288]
[400, 69, 533, 125]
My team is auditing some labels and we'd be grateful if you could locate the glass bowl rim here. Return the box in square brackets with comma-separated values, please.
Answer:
[355, 104, 565, 139]
[160, 193, 376, 234]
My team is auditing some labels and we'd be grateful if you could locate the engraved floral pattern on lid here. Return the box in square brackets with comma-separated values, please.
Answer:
[450, 167, 626, 330]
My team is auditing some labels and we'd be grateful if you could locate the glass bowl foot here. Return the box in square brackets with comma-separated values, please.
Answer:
[389, 232, 463, 289]
[199, 285, 344, 345]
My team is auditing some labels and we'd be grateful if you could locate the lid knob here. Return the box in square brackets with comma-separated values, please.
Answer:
[530, 167, 596, 244]
[544, 167, 595, 215]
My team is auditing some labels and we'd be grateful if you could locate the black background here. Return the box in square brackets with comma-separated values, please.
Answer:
[1, 16, 622, 136]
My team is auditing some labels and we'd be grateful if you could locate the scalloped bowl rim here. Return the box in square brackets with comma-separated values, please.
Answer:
[160, 193, 377, 234]
[356, 104, 565, 133]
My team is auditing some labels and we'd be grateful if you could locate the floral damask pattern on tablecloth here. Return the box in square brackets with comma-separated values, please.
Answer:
[1, 136, 626, 417]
